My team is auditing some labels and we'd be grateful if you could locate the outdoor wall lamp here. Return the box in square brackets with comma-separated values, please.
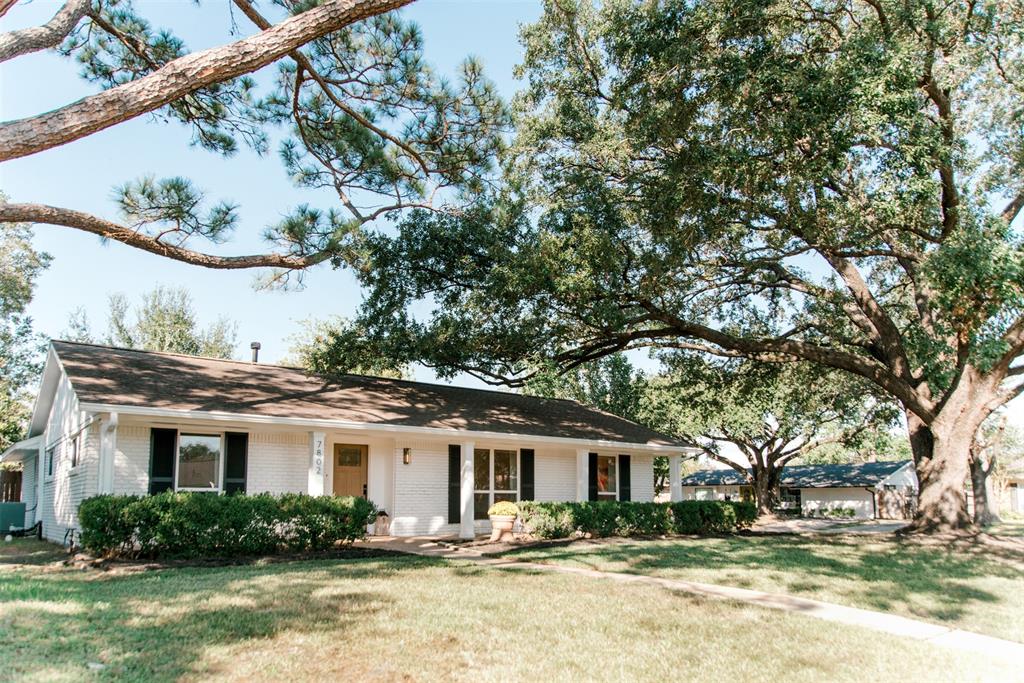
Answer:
[402, 448, 412, 465]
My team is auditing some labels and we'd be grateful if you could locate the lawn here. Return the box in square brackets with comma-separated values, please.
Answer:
[502, 532, 1024, 644]
[0, 540, 1019, 682]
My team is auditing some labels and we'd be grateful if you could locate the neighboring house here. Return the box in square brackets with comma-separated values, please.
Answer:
[680, 461, 918, 520]
[0, 341, 694, 542]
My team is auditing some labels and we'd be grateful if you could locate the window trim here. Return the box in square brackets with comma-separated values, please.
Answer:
[596, 454, 618, 501]
[473, 447, 520, 520]
[68, 433, 81, 472]
[174, 432, 225, 493]
[44, 445, 56, 481]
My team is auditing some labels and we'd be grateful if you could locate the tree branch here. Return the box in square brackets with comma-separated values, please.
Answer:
[0, 202, 334, 270]
[0, 0, 414, 161]
[0, 0, 89, 63]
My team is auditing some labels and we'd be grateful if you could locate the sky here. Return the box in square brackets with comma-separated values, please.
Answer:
[1, 0, 1020, 433]
[0, 0, 542, 375]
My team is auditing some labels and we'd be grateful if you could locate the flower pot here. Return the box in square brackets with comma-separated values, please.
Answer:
[488, 514, 516, 542]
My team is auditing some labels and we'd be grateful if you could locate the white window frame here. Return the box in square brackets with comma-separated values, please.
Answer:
[68, 433, 81, 473]
[174, 432, 225, 493]
[473, 447, 520, 519]
[695, 486, 714, 501]
[596, 454, 618, 501]
[44, 445, 56, 482]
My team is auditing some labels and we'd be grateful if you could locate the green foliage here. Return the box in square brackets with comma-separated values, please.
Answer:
[78, 492, 376, 559]
[517, 500, 754, 539]
[0, 203, 50, 451]
[286, 316, 411, 378]
[66, 285, 237, 359]
[487, 500, 520, 517]
[523, 354, 647, 423]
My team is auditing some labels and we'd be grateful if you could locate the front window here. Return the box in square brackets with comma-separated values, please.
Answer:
[474, 448, 518, 519]
[695, 486, 713, 501]
[177, 434, 221, 490]
[597, 455, 617, 500]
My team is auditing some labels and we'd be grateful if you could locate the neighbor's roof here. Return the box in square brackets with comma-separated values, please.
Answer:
[47, 340, 686, 448]
[680, 460, 912, 488]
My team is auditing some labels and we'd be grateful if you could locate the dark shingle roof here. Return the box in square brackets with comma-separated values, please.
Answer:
[51, 340, 684, 447]
[680, 461, 912, 488]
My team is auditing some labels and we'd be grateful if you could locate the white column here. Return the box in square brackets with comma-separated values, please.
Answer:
[97, 412, 118, 495]
[35, 438, 45, 528]
[669, 454, 682, 502]
[576, 449, 589, 501]
[308, 431, 327, 496]
[460, 441, 475, 539]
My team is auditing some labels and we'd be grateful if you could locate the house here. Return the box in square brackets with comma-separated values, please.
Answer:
[680, 461, 918, 520]
[0, 341, 695, 542]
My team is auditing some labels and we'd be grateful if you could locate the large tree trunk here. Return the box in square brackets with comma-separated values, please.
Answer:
[906, 412, 974, 532]
[751, 464, 781, 517]
[969, 447, 1000, 527]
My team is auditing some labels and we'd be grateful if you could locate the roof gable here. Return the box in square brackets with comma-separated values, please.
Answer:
[49, 340, 685, 447]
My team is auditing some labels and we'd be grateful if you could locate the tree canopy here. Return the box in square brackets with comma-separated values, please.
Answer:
[65, 285, 237, 359]
[336, 0, 1024, 531]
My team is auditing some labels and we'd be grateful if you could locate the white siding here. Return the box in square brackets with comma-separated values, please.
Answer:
[880, 464, 918, 489]
[248, 432, 307, 494]
[40, 371, 100, 543]
[629, 454, 655, 502]
[801, 488, 874, 519]
[681, 485, 742, 501]
[534, 448, 576, 502]
[113, 425, 150, 494]
[21, 454, 36, 527]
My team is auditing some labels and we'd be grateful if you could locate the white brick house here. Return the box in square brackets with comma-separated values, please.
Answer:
[1, 341, 693, 542]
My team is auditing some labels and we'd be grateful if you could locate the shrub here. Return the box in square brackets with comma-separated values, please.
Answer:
[78, 492, 376, 559]
[518, 500, 754, 539]
[487, 501, 520, 517]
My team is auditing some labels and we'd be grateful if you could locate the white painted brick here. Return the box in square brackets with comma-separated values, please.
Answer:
[247, 432, 308, 494]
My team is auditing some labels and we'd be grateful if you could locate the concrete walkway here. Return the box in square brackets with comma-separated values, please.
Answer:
[358, 535, 1024, 660]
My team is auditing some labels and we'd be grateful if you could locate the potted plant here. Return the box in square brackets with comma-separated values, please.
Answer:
[487, 501, 520, 542]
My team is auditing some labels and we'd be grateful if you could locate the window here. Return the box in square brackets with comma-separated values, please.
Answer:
[695, 486, 713, 501]
[474, 448, 518, 519]
[46, 446, 55, 478]
[69, 435, 80, 469]
[176, 434, 222, 490]
[597, 455, 617, 500]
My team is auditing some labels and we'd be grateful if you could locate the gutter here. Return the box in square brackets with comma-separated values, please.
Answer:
[79, 402, 699, 455]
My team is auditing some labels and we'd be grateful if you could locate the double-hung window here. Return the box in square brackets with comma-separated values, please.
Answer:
[474, 448, 518, 519]
[69, 434, 80, 470]
[596, 455, 617, 500]
[45, 446, 56, 478]
[176, 434, 222, 491]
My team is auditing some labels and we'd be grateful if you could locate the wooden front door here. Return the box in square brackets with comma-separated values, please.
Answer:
[333, 444, 368, 498]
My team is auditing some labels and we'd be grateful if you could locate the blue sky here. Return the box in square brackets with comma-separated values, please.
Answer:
[0, 0, 542, 377]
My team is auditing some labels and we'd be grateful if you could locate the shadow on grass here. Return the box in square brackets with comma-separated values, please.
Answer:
[0, 554, 440, 680]
[498, 535, 1023, 626]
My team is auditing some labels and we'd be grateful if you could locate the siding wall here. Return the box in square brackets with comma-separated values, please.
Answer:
[39, 370, 101, 543]
[681, 485, 743, 501]
[21, 454, 36, 528]
[801, 488, 875, 519]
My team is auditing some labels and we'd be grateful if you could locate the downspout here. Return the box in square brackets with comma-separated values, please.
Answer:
[866, 487, 877, 519]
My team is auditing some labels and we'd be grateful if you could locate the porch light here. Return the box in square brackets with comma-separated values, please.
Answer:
[402, 448, 412, 465]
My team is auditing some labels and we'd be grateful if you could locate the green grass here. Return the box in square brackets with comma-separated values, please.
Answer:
[502, 533, 1024, 643]
[0, 539, 1018, 682]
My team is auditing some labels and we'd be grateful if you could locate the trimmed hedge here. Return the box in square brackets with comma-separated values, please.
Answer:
[78, 492, 377, 559]
[517, 500, 756, 539]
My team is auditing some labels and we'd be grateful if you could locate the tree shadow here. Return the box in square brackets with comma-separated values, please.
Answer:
[497, 535, 1024, 631]
[0, 554, 439, 680]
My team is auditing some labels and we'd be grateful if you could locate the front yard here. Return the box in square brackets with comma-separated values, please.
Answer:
[502, 529, 1024, 644]
[0, 539, 1020, 682]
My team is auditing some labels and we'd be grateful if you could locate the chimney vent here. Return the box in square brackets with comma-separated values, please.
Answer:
[250, 341, 261, 363]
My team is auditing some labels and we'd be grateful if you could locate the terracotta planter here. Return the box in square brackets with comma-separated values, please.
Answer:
[488, 514, 516, 542]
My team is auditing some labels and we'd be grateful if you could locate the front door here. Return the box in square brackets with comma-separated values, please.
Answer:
[333, 444, 368, 497]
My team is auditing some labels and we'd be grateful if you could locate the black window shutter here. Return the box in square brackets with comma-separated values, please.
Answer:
[619, 454, 631, 501]
[520, 449, 535, 501]
[149, 428, 177, 495]
[448, 445, 461, 524]
[588, 452, 599, 501]
[224, 432, 248, 494]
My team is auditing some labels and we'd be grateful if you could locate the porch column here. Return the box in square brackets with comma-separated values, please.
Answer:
[308, 431, 327, 495]
[36, 438, 45, 528]
[97, 412, 118, 495]
[576, 448, 589, 501]
[669, 454, 682, 502]
[460, 441, 475, 539]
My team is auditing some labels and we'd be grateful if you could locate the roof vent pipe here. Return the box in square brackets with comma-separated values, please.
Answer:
[250, 341, 261, 364]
